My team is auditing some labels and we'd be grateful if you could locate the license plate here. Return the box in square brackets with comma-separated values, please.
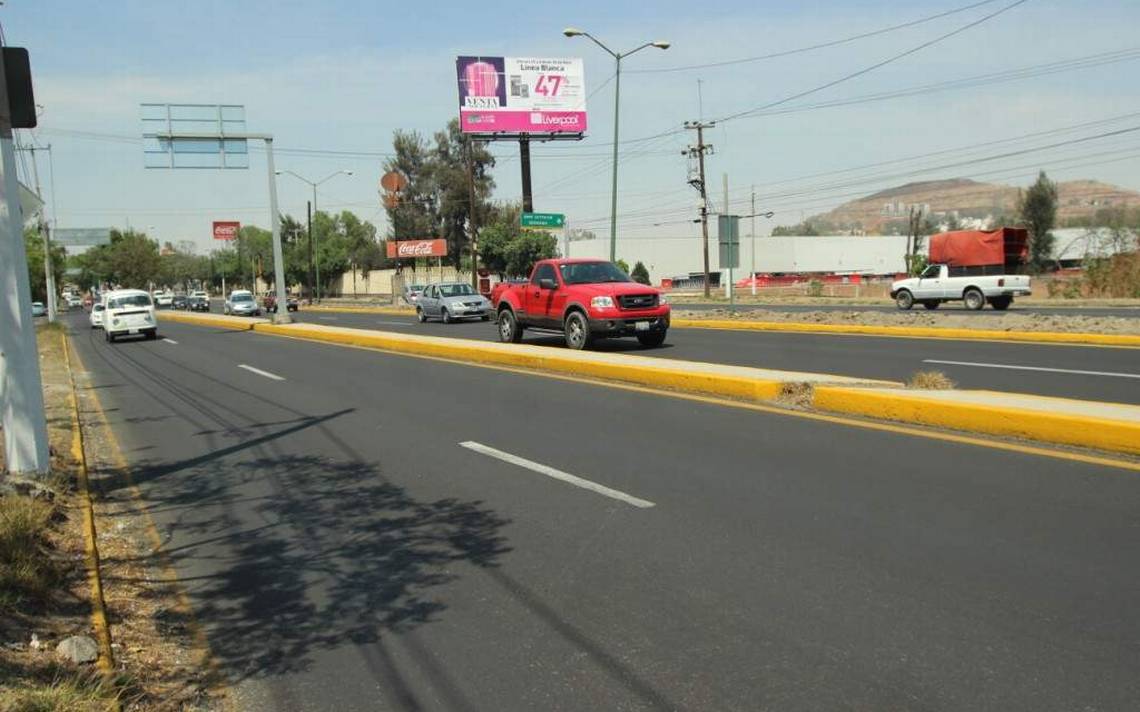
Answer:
[129, 328, 139, 335]
[635, 321, 650, 331]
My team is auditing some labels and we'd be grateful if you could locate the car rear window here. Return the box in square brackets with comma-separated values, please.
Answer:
[108, 294, 152, 309]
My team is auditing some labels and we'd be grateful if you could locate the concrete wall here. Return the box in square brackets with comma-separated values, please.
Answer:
[566, 235, 909, 284]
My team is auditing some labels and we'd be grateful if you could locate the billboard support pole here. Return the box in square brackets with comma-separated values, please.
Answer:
[0, 47, 51, 476]
[467, 136, 480, 290]
[519, 135, 533, 213]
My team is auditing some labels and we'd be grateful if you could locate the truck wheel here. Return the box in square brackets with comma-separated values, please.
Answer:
[416, 307, 426, 323]
[497, 308, 523, 343]
[895, 290, 914, 311]
[989, 296, 1012, 311]
[442, 308, 452, 324]
[923, 301, 940, 310]
[637, 330, 667, 348]
[564, 311, 593, 350]
[963, 288, 985, 311]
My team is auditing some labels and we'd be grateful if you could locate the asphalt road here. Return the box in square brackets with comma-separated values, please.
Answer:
[255, 307, 1140, 405]
[675, 302, 1140, 318]
[70, 313, 1139, 711]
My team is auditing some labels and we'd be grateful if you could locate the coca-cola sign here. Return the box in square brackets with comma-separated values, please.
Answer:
[212, 221, 240, 240]
[387, 239, 448, 258]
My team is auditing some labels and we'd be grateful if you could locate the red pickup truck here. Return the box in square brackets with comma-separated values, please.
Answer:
[491, 258, 670, 349]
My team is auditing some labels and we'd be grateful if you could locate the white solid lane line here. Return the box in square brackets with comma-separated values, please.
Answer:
[162, 338, 179, 345]
[376, 320, 411, 326]
[318, 316, 339, 321]
[460, 441, 655, 509]
[923, 359, 1140, 379]
[237, 364, 286, 381]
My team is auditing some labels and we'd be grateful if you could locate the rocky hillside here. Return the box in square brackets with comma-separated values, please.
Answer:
[810, 178, 1140, 233]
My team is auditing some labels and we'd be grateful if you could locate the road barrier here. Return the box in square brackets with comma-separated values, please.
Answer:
[158, 311, 1140, 456]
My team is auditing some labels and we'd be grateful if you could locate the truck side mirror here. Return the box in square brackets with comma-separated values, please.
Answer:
[538, 278, 557, 290]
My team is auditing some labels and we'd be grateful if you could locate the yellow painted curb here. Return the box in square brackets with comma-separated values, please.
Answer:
[62, 332, 117, 676]
[307, 304, 413, 316]
[159, 311, 259, 330]
[672, 318, 1140, 347]
[253, 322, 792, 402]
[812, 386, 1140, 456]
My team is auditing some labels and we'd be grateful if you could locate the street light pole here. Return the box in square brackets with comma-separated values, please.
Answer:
[565, 28, 669, 264]
[277, 169, 353, 303]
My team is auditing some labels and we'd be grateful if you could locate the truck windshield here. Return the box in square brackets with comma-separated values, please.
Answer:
[560, 262, 630, 285]
[439, 283, 476, 297]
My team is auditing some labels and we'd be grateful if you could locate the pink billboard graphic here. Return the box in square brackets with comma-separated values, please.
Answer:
[456, 56, 587, 135]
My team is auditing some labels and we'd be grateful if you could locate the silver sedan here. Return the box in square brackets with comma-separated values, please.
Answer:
[416, 282, 492, 324]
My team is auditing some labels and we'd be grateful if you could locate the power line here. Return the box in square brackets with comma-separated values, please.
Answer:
[631, 0, 1003, 74]
[715, 0, 1033, 124]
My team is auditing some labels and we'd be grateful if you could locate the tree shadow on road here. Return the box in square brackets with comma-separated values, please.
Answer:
[98, 450, 511, 685]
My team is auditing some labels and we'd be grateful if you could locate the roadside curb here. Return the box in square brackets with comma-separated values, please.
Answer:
[159, 311, 260, 330]
[253, 321, 886, 401]
[61, 332, 117, 676]
[671, 318, 1140, 347]
[813, 386, 1140, 456]
[307, 304, 412, 316]
[161, 311, 1140, 457]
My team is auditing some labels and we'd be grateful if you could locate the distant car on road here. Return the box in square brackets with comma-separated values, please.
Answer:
[31, 301, 46, 317]
[89, 302, 105, 329]
[891, 264, 1031, 311]
[187, 295, 210, 312]
[224, 290, 261, 317]
[403, 284, 426, 305]
[103, 289, 157, 342]
[416, 282, 492, 323]
[152, 290, 174, 309]
[492, 259, 670, 349]
[65, 294, 83, 310]
[172, 294, 188, 310]
[263, 291, 299, 313]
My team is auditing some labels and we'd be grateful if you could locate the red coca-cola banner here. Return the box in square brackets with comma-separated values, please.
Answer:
[213, 221, 240, 240]
[386, 239, 448, 258]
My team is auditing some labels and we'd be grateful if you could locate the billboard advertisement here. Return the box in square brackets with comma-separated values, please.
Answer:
[457, 56, 587, 134]
[387, 239, 448, 258]
[213, 221, 240, 240]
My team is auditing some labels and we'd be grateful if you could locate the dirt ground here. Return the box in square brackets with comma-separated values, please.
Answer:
[0, 325, 223, 711]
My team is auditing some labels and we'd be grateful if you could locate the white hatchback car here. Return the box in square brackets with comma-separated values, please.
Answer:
[103, 289, 158, 342]
[89, 302, 106, 329]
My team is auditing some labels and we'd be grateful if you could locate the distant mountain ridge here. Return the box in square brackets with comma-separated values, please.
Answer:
[809, 178, 1140, 233]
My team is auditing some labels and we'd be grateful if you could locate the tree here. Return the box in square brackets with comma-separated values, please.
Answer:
[631, 261, 651, 285]
[23, 228, 67, 302]
[615, 259, 630, 275]
[505, 231, 558, 277]
[771, 222, 819, 236]
[383, 120, 495, 269]
[1019, 171, 1058, 271]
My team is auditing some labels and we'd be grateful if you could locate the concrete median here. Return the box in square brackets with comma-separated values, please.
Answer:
[672, 318, 1140, 348]
[159, 311, 261, 331]
[159, 311, 1140, 456]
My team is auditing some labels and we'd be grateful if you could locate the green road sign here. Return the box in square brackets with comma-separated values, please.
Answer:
[521, 212, 565, 229]
[54, 228, 112, 246]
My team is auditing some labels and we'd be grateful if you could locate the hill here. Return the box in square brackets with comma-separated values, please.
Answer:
[807, 178, 1140, 234]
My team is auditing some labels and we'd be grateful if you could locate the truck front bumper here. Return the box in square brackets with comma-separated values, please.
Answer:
[588, 314, 670, 337]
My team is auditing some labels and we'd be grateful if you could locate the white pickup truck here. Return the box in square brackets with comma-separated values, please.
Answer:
[890, 264, 1031, 311]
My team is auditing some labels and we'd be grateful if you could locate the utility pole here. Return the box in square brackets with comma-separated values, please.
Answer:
[0, 48, 51, 475]
[467, 135, 480, 291]
[683, 120, 714, 297]
[723, 172, 731, 302]
[306, 199, 313, 303]
[750, 186, 757, 296]
[22, 143, 56, 322]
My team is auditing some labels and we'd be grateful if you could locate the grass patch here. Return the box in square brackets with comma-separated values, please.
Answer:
[907, 370, 956, 390]
[777, 382, 815, 408]
[0, 494, 62, 613]
[0, 659, 131, 712]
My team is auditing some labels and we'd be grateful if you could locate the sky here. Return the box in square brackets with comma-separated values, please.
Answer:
[5, 0, 1140, 254]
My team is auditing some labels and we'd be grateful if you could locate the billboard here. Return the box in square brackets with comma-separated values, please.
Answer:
[213, 221, 240, 240]
[387, 239, 448, 258]
[457, 56, 587, 134]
